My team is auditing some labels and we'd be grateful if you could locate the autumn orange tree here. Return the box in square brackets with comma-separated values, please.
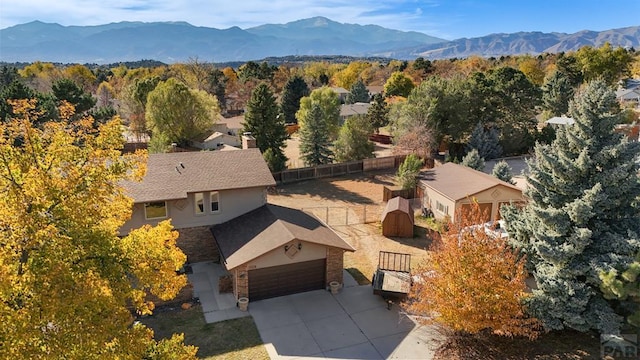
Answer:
[0, 100, 196, 359]
[406, 201, 539, 339]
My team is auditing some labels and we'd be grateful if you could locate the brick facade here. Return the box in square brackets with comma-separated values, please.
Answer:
[176, 226, 219, 263]
[234, 264, 249, 299]
[325, 247, 345, 286]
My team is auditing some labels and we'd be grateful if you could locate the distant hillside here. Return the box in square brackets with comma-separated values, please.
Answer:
[0, 17, 445, 64]
[0, 18, 637, 64]
[384, 26, 640, 59]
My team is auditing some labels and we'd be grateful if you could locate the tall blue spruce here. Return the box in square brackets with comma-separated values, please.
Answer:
[502, 80, 640, 333]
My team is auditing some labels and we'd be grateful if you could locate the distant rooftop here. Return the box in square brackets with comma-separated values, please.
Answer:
[545, 116, 575, 125]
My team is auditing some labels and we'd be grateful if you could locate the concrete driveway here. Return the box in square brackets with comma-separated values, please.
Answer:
[249, 285, 442, 359]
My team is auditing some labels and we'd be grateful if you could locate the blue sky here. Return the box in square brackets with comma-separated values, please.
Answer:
[1, 0, 638, 40]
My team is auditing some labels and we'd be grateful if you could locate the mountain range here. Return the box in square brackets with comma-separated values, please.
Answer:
[0, 17, 638, 64]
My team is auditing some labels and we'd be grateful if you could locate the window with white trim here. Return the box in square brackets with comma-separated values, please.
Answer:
[210, 191, 219, 212]
[435, 201, 448, 215]
[195, 192, 205, 214]
[194, 191, 220, 214]
[144, 201, 167, 219]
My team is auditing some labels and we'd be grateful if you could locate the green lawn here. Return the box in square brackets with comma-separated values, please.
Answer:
[141, 305, 269, 360]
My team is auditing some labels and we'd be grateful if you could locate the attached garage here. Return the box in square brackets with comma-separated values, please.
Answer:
[212, 204, 355, 302]
[248, 259, 326, 300]
[459, 202, 493, 223]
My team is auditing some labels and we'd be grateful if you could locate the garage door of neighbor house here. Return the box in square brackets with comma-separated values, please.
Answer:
[249, 259, 326, 301]
[460, 202, 493, 222]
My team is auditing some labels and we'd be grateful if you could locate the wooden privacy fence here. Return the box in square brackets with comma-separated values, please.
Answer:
[272, 155, 407, 184]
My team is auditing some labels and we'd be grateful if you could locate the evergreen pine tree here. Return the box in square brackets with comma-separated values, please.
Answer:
[334, 115, 375, 162]
[345, 79, 370, 104]
[466, 122, 502, 160]
[299, 103, 334, 166]
[397, 154, 424, 190]
[491, 160, 515, 184]
[280, 76, 309, 124]
[542, 70, 574, 117]
[366, 93, 389, 133]
[461, 148, 485, 171]
[243, 83, 288, 156]
[263, 147, 287, 172]
[502, 80, 640, 333]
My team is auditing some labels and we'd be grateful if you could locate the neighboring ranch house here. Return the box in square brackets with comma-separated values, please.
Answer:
[417, 163, 525, 222]
[330, 86, 350, 103]
[191, 131, 241, 150]
[616, 88, 640, 104]
[120, 149, 353, 301]
[339, 102, 371, 122]
[212, 114, 244, 136]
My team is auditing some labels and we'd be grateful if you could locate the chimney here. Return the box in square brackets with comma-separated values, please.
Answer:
[242, 132, 256, 149]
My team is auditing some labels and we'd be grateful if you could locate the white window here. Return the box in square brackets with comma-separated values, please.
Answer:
[194, 192, 219, 214]
[195, 192, 205, 215]
[210, 191, 219, 212]
[144, 201, 167, 220]
[436, 201, 448, 215]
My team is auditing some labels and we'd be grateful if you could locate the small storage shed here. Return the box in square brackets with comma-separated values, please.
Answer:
[381, 196, 414, 237]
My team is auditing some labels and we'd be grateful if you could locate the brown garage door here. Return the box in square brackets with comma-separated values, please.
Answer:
[248, 259, 326, 300]
[460, 202, 493, 222]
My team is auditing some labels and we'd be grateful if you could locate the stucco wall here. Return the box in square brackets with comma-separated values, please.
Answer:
[455, 185, 524, 220]
[421, 184, 523, 221]
[120, 186, 267, 234]
[421, 186, 456, 221]
[245, 241, 327, 270]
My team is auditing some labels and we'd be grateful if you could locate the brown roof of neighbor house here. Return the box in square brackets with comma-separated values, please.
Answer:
[218, 115, 244, 130]
[366, 85, 384, 94]
[212, 204, 355, 269]
[123, 148, 275, 203]
[419, 162, 522, 201]
[381, 196, 413, 223]
[330, 86, 350, 94]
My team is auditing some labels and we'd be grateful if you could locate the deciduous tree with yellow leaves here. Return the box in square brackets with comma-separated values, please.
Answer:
[0, 99, 196, 359]
[406, 201, 539, 339]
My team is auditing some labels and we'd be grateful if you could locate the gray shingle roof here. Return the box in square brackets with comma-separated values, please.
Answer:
[419, 162, 522, 201]
[123, 149, 275, 203]
[212, 204, 355, 269]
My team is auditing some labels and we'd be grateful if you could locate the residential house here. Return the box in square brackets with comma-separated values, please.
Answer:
[366, 85, 384, 100]
[616, 88, 640, 104]
[191, 115, 245, 150]
[339, 102, 371, 122]
[417, 163, 525, 222]
[120, 149, 275, 263]
[330, 86, 350, 103]
[191, 131, 241, 150]
[212, 114, 244, 136]
[120, 148, 353, 301]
